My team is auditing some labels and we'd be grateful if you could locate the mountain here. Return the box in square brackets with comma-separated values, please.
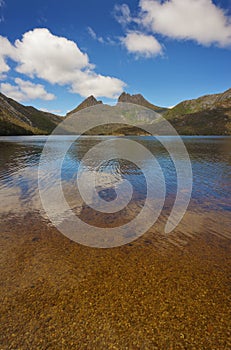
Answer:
[118, 92, 168, 114]
[66, 95, 102, 116]
[164, 88, 231, 135]
[1, 88, 230, 136]
[67, 89, 231, 135]
[0, 93, 62, 136]
[66, 92, 167, 117]
[65, 93, 168, 135]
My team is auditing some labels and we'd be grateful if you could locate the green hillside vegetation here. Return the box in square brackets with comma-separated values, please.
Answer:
[164, 88, 231, 135]
[0, 93, 62, 136]
[164, 108, 231, 135]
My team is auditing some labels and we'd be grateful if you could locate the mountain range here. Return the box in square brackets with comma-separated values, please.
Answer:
[0, 88, 230, 136]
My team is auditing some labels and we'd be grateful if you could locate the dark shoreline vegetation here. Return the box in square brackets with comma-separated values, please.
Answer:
[0, 88, 231, 136]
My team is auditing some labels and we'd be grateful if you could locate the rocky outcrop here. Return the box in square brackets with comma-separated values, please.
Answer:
[118, 92, 168, 114]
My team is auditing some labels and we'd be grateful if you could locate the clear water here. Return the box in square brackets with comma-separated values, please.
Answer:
[1, 136, 230, 350]
[0, 136, 230, 239]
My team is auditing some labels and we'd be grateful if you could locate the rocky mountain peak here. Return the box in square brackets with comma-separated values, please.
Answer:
[66, 95, 103, 116]
[118, 92, 146, 104]
[85, 95, 101, 104]
[66, 95, 102, 116]
[118, 92, 168, 114]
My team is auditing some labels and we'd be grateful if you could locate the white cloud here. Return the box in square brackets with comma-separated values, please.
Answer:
[0, 0, 5, 23]
[14, 28, 90, 84]
[87, 26, 104, 43]
[0, 73, 6, 80]
[0, 56, 9, 74]
[139, 0, 231, 47]
[114, 1, 231, 51]
[87, 27, 117, 45]
[0, 78, 55, 102]
[0, 36, 15, 74]
[121, 31, 163, 57]
[87, 26, 97, 40]
[70, 70, 125, 97]
[0, 28, 126, 99]
[114, 4, 132, 26]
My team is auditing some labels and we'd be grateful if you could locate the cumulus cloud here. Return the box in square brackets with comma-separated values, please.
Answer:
[14, 28, 91, 84]
[0, 28, 126, 98]
[0, 78, 55, 102]
[0, 36, 15, 74]
[121, 31, 163, 57]
[139, 0, 231, 47]
[114, 0, 231, 53]
[70, 70, 125, 97]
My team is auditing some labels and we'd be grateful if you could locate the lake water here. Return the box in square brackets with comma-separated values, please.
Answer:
[0, 135, 230, 243]
[1, 135, 231, 349]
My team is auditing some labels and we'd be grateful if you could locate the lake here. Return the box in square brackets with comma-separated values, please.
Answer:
[0, 135, 230, 349]
[0, 135, 230, 238]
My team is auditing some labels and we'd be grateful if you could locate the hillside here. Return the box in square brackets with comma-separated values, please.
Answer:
[0, 93, 62, 136]
[164, 88, 231, 135]
[164, 89, 231, 118]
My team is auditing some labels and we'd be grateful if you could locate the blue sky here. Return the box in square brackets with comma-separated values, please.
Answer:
[0, 0, 231, 115]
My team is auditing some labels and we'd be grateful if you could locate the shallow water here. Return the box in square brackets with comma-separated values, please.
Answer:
[0, 136, 231, 349]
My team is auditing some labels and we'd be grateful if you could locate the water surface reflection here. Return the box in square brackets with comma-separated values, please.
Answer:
[0, 136, 230, 241]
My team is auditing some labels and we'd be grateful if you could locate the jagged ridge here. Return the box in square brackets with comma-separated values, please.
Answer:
[118, 92, 168, 114]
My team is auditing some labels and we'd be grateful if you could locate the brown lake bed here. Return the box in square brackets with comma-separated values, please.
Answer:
[0, 136, 230, 349]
